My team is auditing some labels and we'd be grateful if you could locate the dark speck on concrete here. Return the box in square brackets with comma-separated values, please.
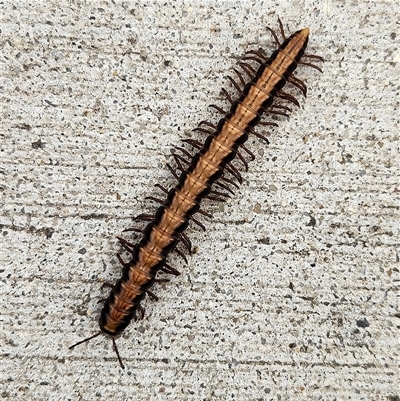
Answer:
[356, 318, 370, 328]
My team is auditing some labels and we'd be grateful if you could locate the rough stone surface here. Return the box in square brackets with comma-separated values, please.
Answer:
[1, 1, 399, 400]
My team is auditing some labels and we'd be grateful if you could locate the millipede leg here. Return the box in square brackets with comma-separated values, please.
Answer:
[266, 105, 291, 117]
[146, 196, 166, 205]
[299, 60, 323, 73]
[206, 194, 227, 202]
[239, 62, 254, 78]
[160, 263, 181, 276]
[101, 282, 115, 290]
[258, 120, 278, 127]
[225, 162, 243, 183]
[239, 144, 255, 161]
[154, 278, 170, 283]
[123, 227, 143, 234]
[97, 281, 115, 303]
[173, 153, 190, 165]
[146, 290, 159, 301]
[117, 254, 126, 266]
[175, 146, 194, 159]
[197, 209, 213, 218]
[244, 49, 267, 62]
[175, 248, 189, 263]
[219, 174, 240, 189]
[210, 189, 231, 199]
[189, 216, 206, 231]
[303, 53, 324, 61]
[288, 74, 308, 96]
[198, 120, 217, 129]
[209, 104, 227, 115]
[227, 74, 243, 93]
[155, 183, 169, 194]
[236, 150, 249, 171]
[172, 155, 186, 172]
[133, 213, 154, 222]
[117, 236, 135, 253]
[274, 104, 292, 113]
[193, 126, 213, 135]
[221, 88, 234, 104]
[182, 138, 203, 149]
[241, 55, 265, 65]
[277, 18, 286, 40]
[266, 26, 281, 46]
[213, 179, 235, 195]
[253, 131, 270, 144]
[124, 215, 151, 235]
[97, 297, 107, 304]
[240, 62, 256, 75]
[233, 68, 247, 87]
[166, 163, 180, 180]
[134, 304, 145, 320]
[275, 90, 300, 107]
[179, 232, 192, 254]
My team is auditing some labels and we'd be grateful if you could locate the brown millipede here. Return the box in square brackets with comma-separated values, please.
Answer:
[70, 19, 323, 369]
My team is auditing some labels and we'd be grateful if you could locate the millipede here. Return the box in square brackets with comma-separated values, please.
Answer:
[70, 19, 323, 368]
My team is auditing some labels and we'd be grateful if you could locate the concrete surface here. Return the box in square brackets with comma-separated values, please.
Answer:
[1, 1, 399, 400]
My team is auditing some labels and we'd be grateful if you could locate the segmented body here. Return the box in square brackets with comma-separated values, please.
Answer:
[70, 23, 322, 368]
[100, 27, 311, 336]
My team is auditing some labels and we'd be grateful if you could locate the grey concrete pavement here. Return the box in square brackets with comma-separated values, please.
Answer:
[1, 1, 398, 400]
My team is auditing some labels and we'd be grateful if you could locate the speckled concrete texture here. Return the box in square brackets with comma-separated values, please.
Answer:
[1, 1, 399, 400]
